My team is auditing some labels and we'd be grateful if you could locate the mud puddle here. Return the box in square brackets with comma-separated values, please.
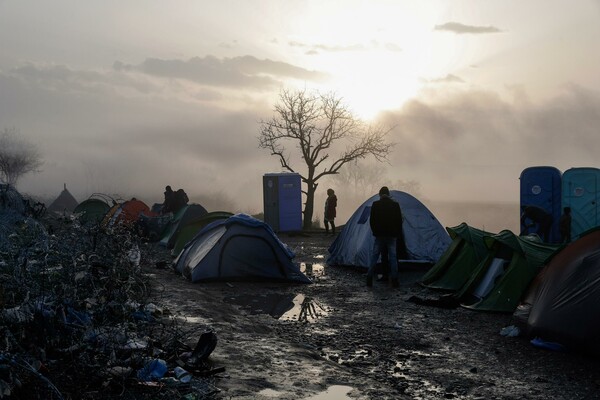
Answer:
[224, 292, 330, 322]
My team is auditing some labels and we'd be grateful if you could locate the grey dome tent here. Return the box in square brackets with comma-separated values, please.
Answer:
[327, 190, 451, 268]
[520, 228, 600, 355]
[48, 184, 79, 213]
[174, 213, 311, 283]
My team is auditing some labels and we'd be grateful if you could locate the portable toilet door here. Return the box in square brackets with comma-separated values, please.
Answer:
[519, 166, 562, 243]
[562, 167, 600, 239]
[263, 173, 302, 232]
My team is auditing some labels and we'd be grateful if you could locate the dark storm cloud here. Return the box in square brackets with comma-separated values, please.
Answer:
[10, 63, 160, 95]
[379, 86, 600, 170]
[434, 22, 503, 34]
[0, 63, 275, 206]
[113, 55, 328, 88]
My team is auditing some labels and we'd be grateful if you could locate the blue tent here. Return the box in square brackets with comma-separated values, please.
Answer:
[174, 213, 311, 283]
[519, 166, 562, 243]
[562, 167, 600, 240]
[327, 190, 451, 268]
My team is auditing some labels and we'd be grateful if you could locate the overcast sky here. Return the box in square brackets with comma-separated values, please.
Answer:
[1, 1, 600, 220]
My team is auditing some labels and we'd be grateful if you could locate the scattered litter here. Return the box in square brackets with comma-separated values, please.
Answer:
[500, 325, 521, 337]
[530, 337, 566, 352]
[137, 359, 168, 381]
[0, 186, 223, 398]
[174, 366, 192, 383]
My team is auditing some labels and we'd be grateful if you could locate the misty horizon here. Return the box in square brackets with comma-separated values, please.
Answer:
[1, 1, 599, 230]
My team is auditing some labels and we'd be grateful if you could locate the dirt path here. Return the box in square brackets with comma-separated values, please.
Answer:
[148, 234, 600, 400]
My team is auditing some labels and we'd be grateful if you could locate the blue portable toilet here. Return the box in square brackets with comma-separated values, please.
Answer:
[562, 167, 600, 239]
[263, 173, 302, 232]
[519, 166, 562, 243]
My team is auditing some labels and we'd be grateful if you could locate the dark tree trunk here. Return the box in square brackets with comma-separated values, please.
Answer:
[303, 180, 317, 230]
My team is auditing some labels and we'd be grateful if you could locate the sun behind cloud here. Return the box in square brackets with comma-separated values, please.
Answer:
[280, 2, 447, 120]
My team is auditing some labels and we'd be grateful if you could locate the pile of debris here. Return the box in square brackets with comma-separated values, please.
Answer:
[0, 185, 221, 399]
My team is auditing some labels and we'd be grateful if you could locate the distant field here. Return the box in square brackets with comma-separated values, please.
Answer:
[425, 200, 520, 234]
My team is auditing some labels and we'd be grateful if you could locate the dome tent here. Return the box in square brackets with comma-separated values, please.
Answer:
[521, 228, 600, 355]
[73, 196, 112, 225]
[327, 190, 451, 268]
[174, 213, 311, 284]
[456, 230, 558, 313]
[48, 184, 79, 213]
[420, 223, 492, 291]
[103, 198, 154, 229]
[159, 204, 208, 249]
[171, 211, 234, 256]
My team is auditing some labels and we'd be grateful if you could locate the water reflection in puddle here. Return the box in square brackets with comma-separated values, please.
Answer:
[258, 388, 282, 397]
[300, 262, 325, 277]
[172, 315, 206, 324]
[258, 385, 353, 399]
[224, 293, 328, 322]
[304, 385, 353, 399]
[279, 294, 328, 322]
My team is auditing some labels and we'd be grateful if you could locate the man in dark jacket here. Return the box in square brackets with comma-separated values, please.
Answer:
[367, 186, 403, 288]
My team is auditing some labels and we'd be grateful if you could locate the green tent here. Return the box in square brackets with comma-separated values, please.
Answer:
[457, 231, 560, 312]
[420, 223, 492, 291]
[171, 211, 234, 256]
[159, 204, 208, 249]
[73, 197, 111, 225]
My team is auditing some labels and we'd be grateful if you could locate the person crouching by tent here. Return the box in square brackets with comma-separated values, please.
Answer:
[324, 188, 337, 235]
[367, 186, 403, 288]
[520, 205, 553, 242]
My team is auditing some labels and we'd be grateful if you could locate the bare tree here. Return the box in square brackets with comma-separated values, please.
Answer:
[0, 127, 43, 187]
[259, 89, 394, 229]
[333, 160, 386, 198]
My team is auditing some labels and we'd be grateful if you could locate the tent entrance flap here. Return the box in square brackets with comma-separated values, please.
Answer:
[472, 258, 507, 299]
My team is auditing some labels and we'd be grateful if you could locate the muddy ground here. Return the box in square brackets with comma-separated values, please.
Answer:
[149, 233, 600, 400]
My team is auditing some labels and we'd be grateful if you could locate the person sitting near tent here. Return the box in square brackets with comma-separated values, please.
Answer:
[171, 188, 189, 213]
[559, 207, 572, 243]
[367, 186, 403, 288]
[161, 186, 175, 214]
[520, 205, 553, 242]
[324, 188, 337, 235]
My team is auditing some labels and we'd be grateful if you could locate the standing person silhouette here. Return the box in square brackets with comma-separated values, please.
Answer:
[367, 186, 403, 288]
[324, 188, 337, 236]
[559, 207, 572, 243]
[162, 186, 175, 214]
